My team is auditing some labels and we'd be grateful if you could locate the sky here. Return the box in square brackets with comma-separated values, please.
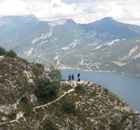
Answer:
[0, 0, 140, 26]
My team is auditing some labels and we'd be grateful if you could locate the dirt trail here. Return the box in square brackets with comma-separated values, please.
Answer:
[33, 88, 75, 110]
[0, 81, 82, 125]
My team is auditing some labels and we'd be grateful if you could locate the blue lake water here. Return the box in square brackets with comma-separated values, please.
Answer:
[61, 69, 140, 113]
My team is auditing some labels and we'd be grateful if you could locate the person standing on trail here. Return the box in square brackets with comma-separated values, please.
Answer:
[13, 109, 17, 119]
[77, 73, 80, 82]
[33, 100, 35, 105]
[72, 74, 74, 81]
[68, 74, 71, 81]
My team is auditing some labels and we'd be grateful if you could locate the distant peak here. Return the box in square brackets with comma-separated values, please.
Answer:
[67, 19, 75, 23]
[101, 17, 114, 21]
[1, 14, 38, 19]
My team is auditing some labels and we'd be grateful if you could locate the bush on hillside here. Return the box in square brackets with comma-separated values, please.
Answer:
[34, 77, 60, 102]
[40, 118, 59, 130]
[61, 98, 76, 114]
[5, 50, 17, 57]
[47, 66, 62, 81]
[23, 103, 33, 116]
[36, 62, 44, 68]
[75, 84, 86, 94]
[0, 47, 6, 56]
[32, 62, 45, 77]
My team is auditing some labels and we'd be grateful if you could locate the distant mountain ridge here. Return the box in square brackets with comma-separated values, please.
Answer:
[0, 15, 140, 77]
[89, 17, 140, 39]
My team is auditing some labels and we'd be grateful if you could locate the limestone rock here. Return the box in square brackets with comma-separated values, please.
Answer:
[23, 70, 33, 79]
[0, 105, 13, 114]
[1, 116, 6, 121]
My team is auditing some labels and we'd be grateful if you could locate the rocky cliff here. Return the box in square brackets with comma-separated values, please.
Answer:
[0, 53, 140, 130]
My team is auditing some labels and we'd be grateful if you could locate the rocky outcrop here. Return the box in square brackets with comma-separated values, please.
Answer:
[0, 105, 13, 115]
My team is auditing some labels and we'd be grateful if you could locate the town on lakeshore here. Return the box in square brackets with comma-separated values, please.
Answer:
[44, 65, 91, 71]
[44, 65, 114, 72]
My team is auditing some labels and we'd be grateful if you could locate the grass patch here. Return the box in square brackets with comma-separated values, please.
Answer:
[75, 84, 86, 94]
[104, 88, 109, 94]
[89, 90, 97, 97]
[40, 118, 59, 130]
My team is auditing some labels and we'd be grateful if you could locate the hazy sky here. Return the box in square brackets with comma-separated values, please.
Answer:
[0, 0, 140, 25]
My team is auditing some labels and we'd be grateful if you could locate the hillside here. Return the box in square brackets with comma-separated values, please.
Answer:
[58, 36, 140, 77]
[0, 49, 140, 130]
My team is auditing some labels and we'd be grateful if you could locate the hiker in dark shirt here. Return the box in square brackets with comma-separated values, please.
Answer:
[72, 74, 74, 81]
[68, 74, 71, 81]
[77, 73, 80, 82]
[13, 109, 17, 119]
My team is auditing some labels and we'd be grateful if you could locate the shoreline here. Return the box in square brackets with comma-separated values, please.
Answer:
[60, 68, 140, 79]
[44, 66, 140, 78]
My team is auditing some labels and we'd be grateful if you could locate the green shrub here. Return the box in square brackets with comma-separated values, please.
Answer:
[0, 47, 6, 56]
[54, 111, 61, 117]
[0, 77, 5, 83]
[99, 124, 106, 130]
[47, 66, 62, 81]
[122, 112, 131, 122]
[109, 124, 119, 130]
[5, 50, 17, 57]
[74, 109, 86, 122]
[69, 122, 76, 130]
[23, 103, 33, 116]
[89, 90, 97, 97]
[62, 99, 76, 114]
[20, 57, 28, 63]
[7, 113, 13, 120]
[41, 118, 59, 130]
[36, 63, 44, 68]
[104, 88, 109, 94]
[34, 77, 60, 102]
[75, 84, 86, 94]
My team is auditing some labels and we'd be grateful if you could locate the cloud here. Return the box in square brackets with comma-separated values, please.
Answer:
[52, 3, 60, 7]
[82, 6, 95, 14]
[60, 0, 88, 5]
[0, 0, 140, 26]
[60, 0, 107, 5]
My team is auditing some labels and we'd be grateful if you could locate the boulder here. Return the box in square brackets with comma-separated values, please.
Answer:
[0, 105, 13, 114]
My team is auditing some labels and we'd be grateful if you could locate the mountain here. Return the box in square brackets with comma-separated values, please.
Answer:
[0, 15, 39, 44]
[89, 17, 140, 39]
[57, 36, 140, 77]
[0, 51, 140, 129]
[0, 15, 140, 77]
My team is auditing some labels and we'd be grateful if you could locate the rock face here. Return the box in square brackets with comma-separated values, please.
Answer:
[0, 55, 44, 120]
[0, 105, 13, 114]
[0, 55, 140, 130]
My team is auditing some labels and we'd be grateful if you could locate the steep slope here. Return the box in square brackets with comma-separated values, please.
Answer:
[0, 50, 140, 130]
[0, 15, 39, 47]
[0, 52, 45, 115]
[58, 36, 140, 77]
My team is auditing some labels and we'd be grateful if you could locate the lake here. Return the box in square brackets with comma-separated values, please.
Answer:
[61, 69, 140, 113]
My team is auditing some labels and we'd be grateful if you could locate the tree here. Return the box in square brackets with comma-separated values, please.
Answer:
[5, 50, 17, 57]
[0, 47, 6, 56]
[34, 77, 60, 102]
[47, 66, 62, 81]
